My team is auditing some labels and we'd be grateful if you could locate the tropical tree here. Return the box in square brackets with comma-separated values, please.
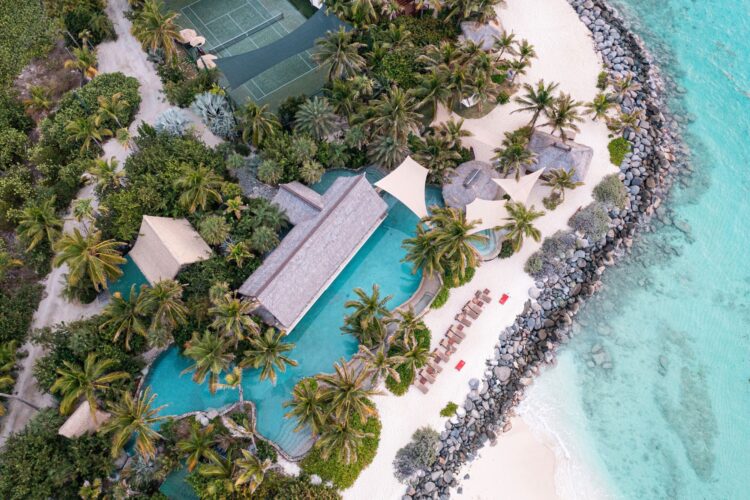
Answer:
[395, 308, 421, 346]
[22, 85, 52, 114]
[65, 116, 112, 152]
[236, 101, 279, 148]
[544, 93, 584, 141]
[96, 92, 130, 128]
[174, 164, 224, 213]
[182, 331, 235, 394]
[240, 328, 298, 384]
[141, 279, 188, 334]
[502, 202, 545, 252]
[543, 168, 584, 202]
[234, 449, 272, 493]
[517, 39, 537, 62]
[209, 291, 260, 348]
[0, 251, 21, 282]
[423, 206, 486, 283]
[197, 451, 238, 494]
[16, 197, 63, 252]
[493, 30, 517, 59]
[316, 359, 381, 424]
[507, 58, 528, 86]
[294, 96, 339, 141]
[402, 224, 441, 276]
[314, 27, 366, 81]
[366, 86, 420, 141]
[224, 196, 247, 220]
[585, 92, 614, 122]
[101, 389, 165, 460]
[316, 418, 371, 464]
[608, 109, 645, 135]
[71, 198, 96, 231]
[131, 0, 181, 61]
[341, 285, 393, 347]
[50, 353, 130, 417]
[611, 72, 642, 100]
[64, 45, 98, 80]
[53, 229, 125, 292]
[226, 241, 253, 268]
[354, 344, 404, 385]
[177, 422, 216, 472]
[100, 285, 149, 351]
[513, 80, 559, 128]
[198, 215, 230, 246]
[435, 118, 472, 150]
[410, 70, 451, 118]
[284, 377, 326, 435]
[413, 133, 461, 184]
[493, 130, 537, 180]
[367, 134, 409, 170]
[88, 157, 124, 195]
[248, 200, 288, 232]
[397, 334, 430, 374]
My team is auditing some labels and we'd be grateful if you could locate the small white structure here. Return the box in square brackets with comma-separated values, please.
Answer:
[197, 53, 218, 70]
[58, 401, 110, 439]
[374, 156, 430, 219]
[179, 28, 198, 44]
[465, 198, 509, 234]
[129, 215, 212, 285]
[492, 168, 545, 204]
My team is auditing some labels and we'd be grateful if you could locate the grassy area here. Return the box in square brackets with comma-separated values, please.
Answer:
[289, 0, 318, 18]
[0, 2, 54, 86]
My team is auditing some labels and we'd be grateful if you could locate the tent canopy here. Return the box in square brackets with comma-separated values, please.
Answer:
[465, 198, 509, 234]
[492, 168, 545, 204]
[58, 401, 110, 439]
[463, 136, 497, 163]
[374, 156, 429, 219]
[216, 9, 348, 89]
[129, 216, 212, 285]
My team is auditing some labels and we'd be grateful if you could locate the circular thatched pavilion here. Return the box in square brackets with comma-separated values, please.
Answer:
[442, 160, 502, 210]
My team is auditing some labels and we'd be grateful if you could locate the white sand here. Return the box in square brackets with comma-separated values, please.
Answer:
[345, 0, 613, 498]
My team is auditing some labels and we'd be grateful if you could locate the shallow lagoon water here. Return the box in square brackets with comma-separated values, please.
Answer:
[523, 1, 750, 498]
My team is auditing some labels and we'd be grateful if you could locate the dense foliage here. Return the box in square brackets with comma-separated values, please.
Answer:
[393, 426, 440, 482]
[593, 173, 629, 209]
[0, 1, 54, 86]
[430, 285, 450, 309]
[385, 325, 432, 395]
[440, 401, 458, 417]
[607, 137, 630, 165]
[569, 202, 611, 241]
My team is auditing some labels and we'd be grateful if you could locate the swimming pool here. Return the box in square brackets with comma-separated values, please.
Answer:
[470, 229, 500, 260]
[108, 255, 150, 297]
[144, 169, 443, 457]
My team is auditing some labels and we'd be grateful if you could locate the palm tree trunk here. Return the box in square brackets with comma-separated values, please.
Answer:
[0, 392, 42, 411]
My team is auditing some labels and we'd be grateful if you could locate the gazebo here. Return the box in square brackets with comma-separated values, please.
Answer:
[527, 130, 593, 182]
[128, 216, 212, 285]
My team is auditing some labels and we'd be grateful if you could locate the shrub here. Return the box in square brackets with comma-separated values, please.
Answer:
[440, 402, 458, 417]
[190, 92, 235, 138]
[63, 4, 115, 46]
[299, 159, 325, 185]
[154, 108, 190, 136]
[373, 50, 419, 89]
[386, 326, 431, 396]
[277, 95, 307, 131]
[569, 202, 611, 241]
[0, 127, 28, 170]
[393, 427, 440, 482]
[496, 90, 511, 104]
[0, 90, 32, 131]
[254, 471, 340, 499]
[0, 2, 54, 86]
[255, 438, 278, 463]
[524, 252, 543, 275]
[177, 256, 256, 302]
[197, 215, 230, 246]
[499, 239, 514, 259]
[443, 265, 475, 288]
[607, 137, 630, 166]
[430, 286, 450, 309]
[301, 414, 381, 489]
[593, 173, 629, 209]
[0, 281, 42, 343]
[257, 159, 284, 185]
[597, 70, 609, 90]
[380, 16, 458, 47]
[0, 164, 34, 225]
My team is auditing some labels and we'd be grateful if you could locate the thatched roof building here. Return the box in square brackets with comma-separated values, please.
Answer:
[239, 175, 388, 331]
[527, 131, 593, 182]
[58, 401, 110, 439]
[442, 160, 502, 210]
[129, 216, 212, 285]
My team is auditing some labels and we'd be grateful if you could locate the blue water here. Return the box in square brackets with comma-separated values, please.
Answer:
[525, 2, 750, 499]
[108, 255, 149, 297]
[145, 169, 443, 456]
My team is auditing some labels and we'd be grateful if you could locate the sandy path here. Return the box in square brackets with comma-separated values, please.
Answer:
[0, 0, 220, 444]
[345, 0, 613, 498]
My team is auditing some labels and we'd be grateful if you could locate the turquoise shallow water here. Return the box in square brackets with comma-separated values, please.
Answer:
[525, 1, 750, 499]
[145, 170, 443, 456]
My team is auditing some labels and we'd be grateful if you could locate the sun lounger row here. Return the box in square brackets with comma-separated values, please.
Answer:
[415, 289, 491, 394]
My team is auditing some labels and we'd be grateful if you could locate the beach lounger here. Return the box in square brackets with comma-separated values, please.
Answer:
[416, 381, 430, 394]
[471, 297, 485, 308]
[432, 348, 449, 363]
[477, 289, 491, 303]
[419, 369, 436, 383]
[462, 306, 479, 319]
[427, 359, 443, 373]
[466, 302, 482, 315]
[449, 326, 466, 339]
[446, 331, 464, 344]
[439, 338, 457, 352]
[438, 346, 453, 360]
[455, 314, 473, 327]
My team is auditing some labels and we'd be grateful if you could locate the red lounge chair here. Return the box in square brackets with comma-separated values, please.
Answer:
[455, 360, 465, 371]
[499, 293, 509, 304]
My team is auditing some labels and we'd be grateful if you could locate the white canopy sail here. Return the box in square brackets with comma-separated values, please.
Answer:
[492, 168, 545, 204]
[374, 156, 429, 219]
[465, 198, 509, 234]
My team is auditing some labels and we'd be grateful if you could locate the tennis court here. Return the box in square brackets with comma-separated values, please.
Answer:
[168, 0, 325, 108]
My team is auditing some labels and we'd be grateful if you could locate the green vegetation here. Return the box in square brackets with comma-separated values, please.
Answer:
[430, 285, 450, 309]
[569, 202, 611, 241]
[594, 173, 629, 209]
[393, 426, 440, 482]
[499, 239, 514, 259]
[0, 2, 54, 86]
[440, 401, 459, 417]
[386, 325, 431, 396]
[607, 137, 631, 165]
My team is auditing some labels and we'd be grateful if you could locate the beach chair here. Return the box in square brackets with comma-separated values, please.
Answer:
[416, 381, 430, 394]
[427, 359, 443, 373]
[419, 368, 437, 383]
[455, 313, 473, 327]
[449, 326, 466, 339]
[438, 346, 453, 360]
[480, 289, 491, 303]
[440, 338, 457, 352]
[446, 330, 464, 344]
[465, 302, 482, 316]
[431, 348, 449, 363]
[462, 306, 479, 319]
[471, 297, 485, 308]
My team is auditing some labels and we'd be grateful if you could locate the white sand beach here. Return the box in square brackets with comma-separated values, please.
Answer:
[345, 0, 614, 497]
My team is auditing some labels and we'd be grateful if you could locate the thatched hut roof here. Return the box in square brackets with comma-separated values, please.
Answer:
[527, 131, 593, 182]
[442, 160, 501, 210]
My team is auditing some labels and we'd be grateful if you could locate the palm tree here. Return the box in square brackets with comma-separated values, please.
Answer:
[517, 39, 537, 62]
[397, 335, 430, 374]
[141, 279, 188, 334]
[88, 157, 124, 195]
[177, 422, 215, 472]
[413, 133, 461, 184]
[316, 418, 371, 464]
[182, 331, 235, 394]
[236, 101, 279, 148]
[341, 285, 393, 347]
[284, 377, 326, 434]
[435, 118, 472, 150]
[71, 198, 96, 229]
[100, 285, 149, 351]
[586, 92, 614, 122]
[101, 389, 165, 460]
[427, 207, 486, 282]
[234, 450, 272, 493]
[240, 328, 297, 384]
[314, 27, 366, 81]
[131, 0, 181, 62]
[294, 96, 338, 141]
[493, 131, 537, 180]
[395, 308, 421, 346]
[22, 85, 52, 114]
[174, 164, 224, 213]
[64, 45, 98, 80]
[503, 202, 545, 252]
[249, 201, 288, 232]
[354, 344, 404, 385]
[50, 353, 129, 417]
[543, 93, 584, 142]
[609, 109, 645, 135]
[493, 30, 517, 59]
[65, 116, 112, 152]
[53, 229, 125, 292]
[197, 451, 238, 493]
[96, 92, 130, 128]
[367, 134, 409, 170]
[317, 359, 381, 425]
[543, 168, 584, 202]
[402, 224, 441, 276]
[0, 252, 21, 282]
[226, 241, 253, 268]
[209, 291, 260, 348]
[410, 70, 451, 118]
[249, 225, 279, 254]
[611, 72, 642, 100]
[366, 87, 420, 141]
[198, 215, 230, 246]
[513, 80, 559, 128]
[16, 197, 62, 252]
[507, 59, 528, 86]
[224, 196, 247, 220]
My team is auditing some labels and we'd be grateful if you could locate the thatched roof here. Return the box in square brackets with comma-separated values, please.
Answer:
[273, 182, 324, 225]
[374, 156, 429, 219]
[58, 401, 110, 439]
[442, 160, 501, 210]
[129, 216, 212, 285]
[460, 20, 504, 51]
[527, 131, 593, 182]
[239, 175, 388, 331]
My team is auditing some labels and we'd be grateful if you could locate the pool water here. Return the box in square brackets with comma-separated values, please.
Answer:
[145, 169, 443, 456]
[108, 255, 149, 297]
[470, 229, 499, 259]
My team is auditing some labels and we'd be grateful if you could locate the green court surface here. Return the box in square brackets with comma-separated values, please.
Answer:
[166, 0, 324, 109]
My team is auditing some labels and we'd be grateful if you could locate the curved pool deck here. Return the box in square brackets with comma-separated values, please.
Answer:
[144, 169, 443, 457]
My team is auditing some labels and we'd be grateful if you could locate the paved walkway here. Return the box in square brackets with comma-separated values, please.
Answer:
[0, 0, 221, 444]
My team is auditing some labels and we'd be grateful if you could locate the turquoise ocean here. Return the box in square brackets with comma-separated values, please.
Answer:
[521, 1, 750, 499]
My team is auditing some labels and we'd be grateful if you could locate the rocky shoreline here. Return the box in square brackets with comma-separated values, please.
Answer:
[406, 1, 687, 498]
